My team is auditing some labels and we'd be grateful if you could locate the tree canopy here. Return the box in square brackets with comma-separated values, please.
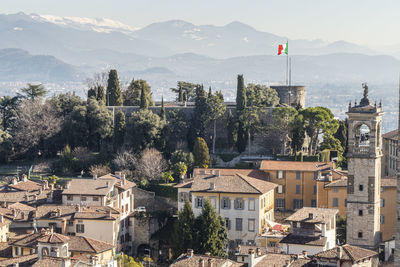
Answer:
[106, 69, 123, 106]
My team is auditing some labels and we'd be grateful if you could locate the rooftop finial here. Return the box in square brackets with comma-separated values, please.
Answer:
[360, 82, 370, 106]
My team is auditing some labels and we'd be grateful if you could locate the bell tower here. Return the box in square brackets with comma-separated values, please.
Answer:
[346, 83, 383, 250]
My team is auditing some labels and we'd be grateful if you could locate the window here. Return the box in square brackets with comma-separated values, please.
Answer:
[311, 199, 317, 207]
[276, 171, 285, 179]
[358, 231, 363, 238]
[314, 172, 319, 179]
[381, 199, 385, 208]
[196, 197, 204, 208]
[234, 198, 244, 210]
[68, 220, 73, 226]
[313, 185, 317, 195]
[248, 198, 255, 211]
[122, 206, 124, 213]
[333, 187, 338, 193]
[67, 195, 73, 201]
[296, 185, 301, 194]
[333, 198, 338, 207]
[293, 199, 303, 209]
[93, 196, 99, 201]
[359, 209, 363, 216]
[381, 215, 385, 224]
[248, 219, 255, 232]
[345, 199, 347, 207]
[221, 197, 230, 209]
[236, 218, 243, 231]
[296, 171, 300, 180]
[179, 192, 187, 202]
[41, 247, 49, 257]
[76, 224, 84, 233]
[225, 218, 231, 230]
[275, 199, 285, 209]
[81, 196, 87, 201]
[125, 204, 128, 213]
[359, 184, 364, 191]
[276, 185, 284, 194]
[126, 191, 130, 198]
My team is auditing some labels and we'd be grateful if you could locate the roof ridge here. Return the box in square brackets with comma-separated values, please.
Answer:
[342, 245, 355, 261]
[235, 173, 262, 194]
[81, 236, 97, 253]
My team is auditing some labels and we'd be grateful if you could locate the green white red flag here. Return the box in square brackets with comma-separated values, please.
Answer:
[278, 42, 288, 55]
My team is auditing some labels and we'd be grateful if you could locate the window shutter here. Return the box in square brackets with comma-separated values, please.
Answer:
[276, 171, 279, 179]
[221, 198, 225, 209]
[283, 185, 286, 193]
[195, 197, 199, 208]
[283, 171, 286, 178]
[227, 198, 231, 209]
[234, 199, 238, 209]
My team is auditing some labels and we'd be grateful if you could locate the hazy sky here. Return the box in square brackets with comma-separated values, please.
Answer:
[2, 0, 399, 46]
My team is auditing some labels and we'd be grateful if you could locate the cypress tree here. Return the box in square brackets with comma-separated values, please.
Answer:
[97, 86, 106, 104]
[193, 137, 210, 168]
[106, 69, 123, 106]
[140, 85, 149, 110]
[236, 74, 248, 153]
[113, 110, 126, 151]
[208, 86, 212, 98]
[160, 96, 166, 121]
[177, 200, 195, 254]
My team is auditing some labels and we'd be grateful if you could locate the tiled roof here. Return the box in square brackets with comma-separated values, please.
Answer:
[383, 129, 398, 140]
[62, 179, 116, 196]
[0, 190, 51, 203]
[280, 234, 327, 247]
[174, 180, 194, 188]
[194, 168, 267, 180]
[98, 173, 136, 190]
[313, 244, 377, 262]
[254, 253, 293, 267]
[37, 233, 69, 244]
[32, 257, 81, 267]
[0, 254, 38, 267]
[260, 160, 333, 172]
[0, 242, 11, 258]
[289, 258, 313, 267]
[381, 176, 397, 188]
[35, 205, 119, 221]
[8, 202, 36, 211]
[325, 178, 347, 188]
[171, 253, 243, 267]
[8, 180, 43, 192]
[68, 236, 114, 253]
[11, 232, 42, 248]
[285, 207, 338, 224]
[189, 173, 277, 194]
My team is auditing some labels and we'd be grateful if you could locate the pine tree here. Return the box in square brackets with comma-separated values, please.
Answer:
[178, 200, 195, 252]
[87, 87, 97, 99]
[193, 137, 210, 168]
[194, 199, 228, 257]
[178, 83, 184, 102]
[106, 69, 123, 106]
[140, 85, 149, 109]
[113, 110, 126, 151]
[19, 83, 47, 100]
[160, 96, 166, 121]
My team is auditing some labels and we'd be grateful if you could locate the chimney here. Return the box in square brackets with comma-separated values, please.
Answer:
[210, 170, 213, 175]
[302, 250, 308, 258]
[210, 183, 215, 190]
[187, 249, 194, 258]
[38, 188, 43, 195]
[115, 171, 122, 179]
[337, 246, 342, 259]
[308, 213, 314, 219]
[93, 174, 97, 180]
[49, 184, 54, 191]
[22, 174, 27, 182]
[64, 181, 71, 189]
[205, 252, 211, 257]
[256, 247, 261, 256]
[12, 178, 18, 185]
[122, 174, 126, 185]
[75, 205, 81, 212]
[57, 208, 62, 217]
[44, 180, 49, 189]
[32, 210, 36, 218]
[207, 258, 213, 267]
[0, 215, 3, 223]
[248, 249, 255, 267]
[215, 170, 220, 177]
[199, 258, 205, 267]
[106, 181, 110, 188]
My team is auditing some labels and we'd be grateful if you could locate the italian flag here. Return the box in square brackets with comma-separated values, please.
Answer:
[278, 42, 288, 55]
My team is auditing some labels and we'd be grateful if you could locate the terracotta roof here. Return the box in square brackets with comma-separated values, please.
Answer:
[0, 254, 38, 267]
[174, 180, 194, 188]
[32, 257, 81, 267]
[188, 173, 277, 194]
[280, 234, 327, 247]
[35, 205, 119, 221]
[68, 236, 114, 253]
[285, 207, 338, 224]
[62, 179, 116, 196]
[313, 244, 377, 262]
[254, 253, 293, 267]
[0, 242, 11, 258]
[260, 160, 333, 172]
[37, 232, 69, 244]
[325, 178, 347, 188]
[194, 168, 267, 180]
[98, 173, 136, 190]
[289, 258, 313, 267]
[8, 202, 36, 211]
[381, 176, 397, 188]
[0, 190, 51, 204]
[8, 180, 43, 192]
[171, 253, 243, 267]
[383, 129, 398, 140]
[11, 232, 42, 248]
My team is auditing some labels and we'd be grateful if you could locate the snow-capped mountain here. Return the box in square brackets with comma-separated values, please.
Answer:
[29, 13, 139, 34]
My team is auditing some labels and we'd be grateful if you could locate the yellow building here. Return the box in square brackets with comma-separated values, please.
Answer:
[319, 175, 396, 242]
[259, 160, 336, 210]
[175, 172, 277, 247]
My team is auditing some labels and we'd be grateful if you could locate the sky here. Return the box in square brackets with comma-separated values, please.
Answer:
[1, 0, 400, 47]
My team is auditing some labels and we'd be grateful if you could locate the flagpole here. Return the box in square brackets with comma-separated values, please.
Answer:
[286, 39, 289, 85]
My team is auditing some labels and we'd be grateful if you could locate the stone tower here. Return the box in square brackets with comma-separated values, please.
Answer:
[346, 83, 383, 250]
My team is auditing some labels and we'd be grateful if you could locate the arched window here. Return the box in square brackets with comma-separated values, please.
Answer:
[359, 124, 370, 146]
[41, 247, 49, 257]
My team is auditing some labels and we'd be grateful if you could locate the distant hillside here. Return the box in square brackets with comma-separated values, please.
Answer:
[0, 48, 80, 82]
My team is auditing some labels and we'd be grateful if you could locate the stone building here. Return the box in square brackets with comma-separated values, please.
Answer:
[346, 84, 383, 250]
[270, 85, 306, 108]
[381, 129, 398, 177]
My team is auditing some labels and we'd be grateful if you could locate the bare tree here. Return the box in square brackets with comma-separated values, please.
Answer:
[12, 99, 61, 154]
[85, 72, 108, 96]
[89, 164, 111, 177]
[112, 149, 137, 171]
[135, 148, 167, 181]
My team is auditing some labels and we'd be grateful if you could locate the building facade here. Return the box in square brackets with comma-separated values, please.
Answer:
[382, 129, 398, 177]
[346, 84, 383, 250]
